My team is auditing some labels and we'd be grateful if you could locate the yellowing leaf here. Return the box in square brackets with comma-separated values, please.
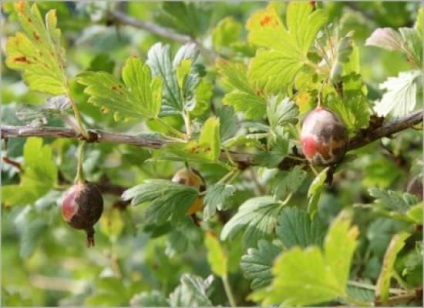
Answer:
[2, 138, 57, 206]
[6, 2, 67, 95]
[199, 117, 221, 161]
[251, 212, 359, 306]
[247, 5, 289, 51]
[247, 2, 327, 93]
[205, 232, 227, 277]
[213, 17, 242, 50]
[376, 232, 410, 303]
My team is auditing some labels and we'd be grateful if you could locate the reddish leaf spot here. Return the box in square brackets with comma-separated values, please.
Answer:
[260, 15, 273, 27]
[27, 17, 32, 23]
[14, 56, 31, 64]
[111, 86, 117, 91]
[309, 1, 316, 9]
[17, 1, 25, 13]
[33, 31, 40, 41]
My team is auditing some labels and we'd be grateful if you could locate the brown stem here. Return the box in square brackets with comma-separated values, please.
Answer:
[1, 109, 423, 171]
[109, 10, 192, 44]
[347, 110, 423, 150]
[2, 157, 23, 172]
[108, 10, 218, 60]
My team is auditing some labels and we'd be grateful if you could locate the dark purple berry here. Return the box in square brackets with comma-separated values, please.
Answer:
[62, 182, 103, 247]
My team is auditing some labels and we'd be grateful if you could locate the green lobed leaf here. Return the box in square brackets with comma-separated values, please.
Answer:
[248, 49, 304, 94]
[240, 240, 281, 289]
[122, 179, 199, 224]
[247, 3, 327, 93]
[307, 167, 328, 218]
[276, 207, 326, 249]
[222, 90, 267, 121]
[205, 231, 227, 277]
[122, 57, 163, 118]
[324, 213, 359, 287]
[286, 2, 327, 54]
[77, 57, 163, 119]
[203, 183, 236, 221]
[2, 138, 57, 206]
[190, 78, 213, 117]
[369, 187, 419, 213]
[165, 218, 203, 257]
[217, 60, 253, 93]
[373, 70, 421, 117]
[147, 43, 183, 114]
[146, 43, 201, 115]
[199, 117, 221, 161]
[217, 60, 268, 120]
[251, 212, 359, 306]
[221, 196, 281, 248]
[212, 17, 242, 51]
[267, 96, 299, 129]
[216, 105, 239, 142]
[251, 246, 341, 306]
[254, 134, 290, 168]
[376, 232, 411, 303]
[247, 4, 288, 51]
[5, 2, 67, 95]
[130, 291, 168, 307]
[168, 274, 212, 307]
[406, 203, 423, 224]
[325, 73, 371, 132]
[270, 165, 307, 200]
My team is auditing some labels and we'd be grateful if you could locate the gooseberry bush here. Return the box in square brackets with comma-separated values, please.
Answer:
[1, 1, 423, 306]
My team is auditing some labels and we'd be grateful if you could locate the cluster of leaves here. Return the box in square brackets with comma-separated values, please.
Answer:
[1, 1, 422, 307]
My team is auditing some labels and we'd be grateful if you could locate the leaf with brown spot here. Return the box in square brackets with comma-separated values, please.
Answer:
[77, 57, 163, 119]
[6, 2, 67, 95]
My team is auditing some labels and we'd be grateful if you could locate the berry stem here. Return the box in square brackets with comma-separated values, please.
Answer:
[66, 90, 89, 139]
[86, 227, 95, 247]
[75, 141, 86, 184]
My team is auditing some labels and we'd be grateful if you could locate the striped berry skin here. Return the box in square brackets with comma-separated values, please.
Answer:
[300, 107, 348, 166]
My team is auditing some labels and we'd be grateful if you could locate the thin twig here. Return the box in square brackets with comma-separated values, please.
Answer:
[2, 157, 23, 172]
[1, 109, 423, 171]
[108, 10, 219, 60]
[109, 10, 192, 44]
